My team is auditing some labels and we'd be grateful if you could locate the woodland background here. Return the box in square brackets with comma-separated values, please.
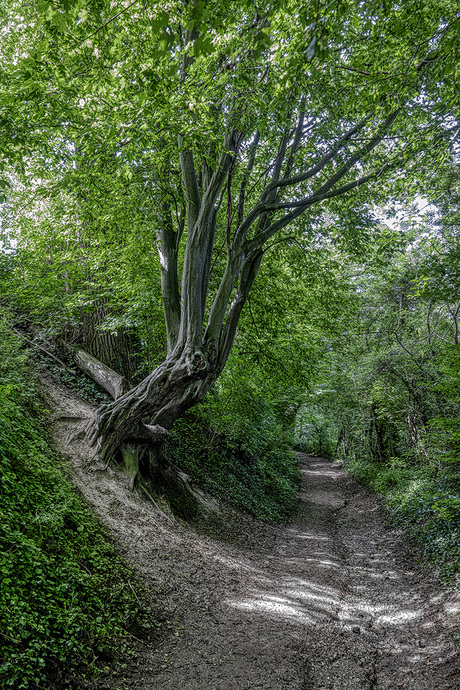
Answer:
[1, 0, 460, 686]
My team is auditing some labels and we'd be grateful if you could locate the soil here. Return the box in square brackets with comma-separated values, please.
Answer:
[39, 371, 460, 689]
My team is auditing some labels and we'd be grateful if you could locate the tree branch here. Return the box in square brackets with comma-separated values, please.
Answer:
[237, 131, 260, 228]
[157, 201, 181, 353]
[261, 112, 375, 196]
[245, 108, 402, 251]
[179, 147, 201, 233]
[284, 99, 306, 178]
[246, 170, 378, 252]
[219, 249, 264, 366]
[256, 123, 291, 232]
[179, 130, 241, 346]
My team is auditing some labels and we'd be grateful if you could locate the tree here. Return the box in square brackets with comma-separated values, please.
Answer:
[1, 0, 459, 474]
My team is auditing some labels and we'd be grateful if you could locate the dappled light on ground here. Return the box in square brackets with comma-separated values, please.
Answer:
[220, 455, 460, 688]
[41, 374, 460, 690]
[229, 576, 340, 625]
[229, 574, 423, 628]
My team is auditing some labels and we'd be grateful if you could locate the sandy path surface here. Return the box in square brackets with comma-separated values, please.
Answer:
[41, 373, 460, 689]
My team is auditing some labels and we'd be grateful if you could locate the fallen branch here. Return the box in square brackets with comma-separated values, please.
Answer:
[11, 328, 76, 376]
[74, 349, 131, 399]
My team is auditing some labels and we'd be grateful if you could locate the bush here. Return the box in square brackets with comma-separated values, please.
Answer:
[387, 471, 460, 579]
[163, 374, 300, 523]
[0, 318, 153, 689]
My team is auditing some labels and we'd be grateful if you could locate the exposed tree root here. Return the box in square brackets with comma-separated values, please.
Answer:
[117, 440, 219, 521]
[74, 348, 131, 399]
[68, 348, 221, 520]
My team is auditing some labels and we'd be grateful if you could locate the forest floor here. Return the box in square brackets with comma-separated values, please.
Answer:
[40, 370, 460, 690]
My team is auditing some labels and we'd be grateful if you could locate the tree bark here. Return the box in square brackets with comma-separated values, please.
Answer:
[74, 349, 131, 399]
[71, 299, 138, 380]
[77, 345, 220, 519]
[87, 341, 221, 462]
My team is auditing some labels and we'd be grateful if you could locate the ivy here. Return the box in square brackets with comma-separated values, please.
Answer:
[0, 317, 155, 688]
[164, 366, 301, 523]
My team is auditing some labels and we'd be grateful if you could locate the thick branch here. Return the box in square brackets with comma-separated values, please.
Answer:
[179, 26, 201, 234]
[256, 124, 291, 233]
[237, 131, 260, 227]
[204, 245, 245, 345]
[260, 170, 378, 214]
[179, 147, 201, 233]
[247, 170, 378, 252]
[284, 99, 306, 178]
[74, 349, 130, 399]
[227, 109, 398, 261]
[219, 249, 264, 365]
[261, 112, 374, 196]
[305, 109, 401, 199]
[179, 130, 240, 346]
[201, 207, 218, 315]
[246, 109, 402, 251]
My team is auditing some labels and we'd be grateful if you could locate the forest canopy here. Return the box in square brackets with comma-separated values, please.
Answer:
[0, 0, 460, 520]
[2, 7, 460, 690]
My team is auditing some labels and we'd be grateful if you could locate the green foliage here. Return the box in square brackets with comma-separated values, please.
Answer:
[164, 365, 300, 523]
[294, 401, 337, 458]
[424, 344, 460, 469]
[1, 0, 460, 591]
[2, 177, 167, 370]
[347, 456, 460, 580]
[0, 318, 154, 689]
[295, 197, 460, 582]
[1, 0, 459, 363]
[34, 351, 111, 406]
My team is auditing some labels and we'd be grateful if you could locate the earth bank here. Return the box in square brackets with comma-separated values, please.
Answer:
[40, 372, 460, 689]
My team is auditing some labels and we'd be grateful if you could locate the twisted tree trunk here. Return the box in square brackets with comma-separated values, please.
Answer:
[78, 342, 221, 518]
[87, 342, 220, 462]
[83, 74, 405, 506]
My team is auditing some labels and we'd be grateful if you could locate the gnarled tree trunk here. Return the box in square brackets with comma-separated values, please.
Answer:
[83, 44, 405, 497]
[76, 344, 220, 519]
[87, 342, 221, 462]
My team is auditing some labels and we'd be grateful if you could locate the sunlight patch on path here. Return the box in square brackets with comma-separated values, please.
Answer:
[227, 574, 425, 631]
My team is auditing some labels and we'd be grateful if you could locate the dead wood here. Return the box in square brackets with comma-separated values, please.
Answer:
[74, 348, 131, 399]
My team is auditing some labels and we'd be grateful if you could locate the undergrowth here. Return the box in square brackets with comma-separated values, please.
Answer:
[346, 456, 460, 582]
[33, 351, 111, 406]
[163, 383, 300, 523]
[0, 318, 155, 689]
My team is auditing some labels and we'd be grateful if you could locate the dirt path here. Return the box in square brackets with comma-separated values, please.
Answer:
[40, 373, 460, 689]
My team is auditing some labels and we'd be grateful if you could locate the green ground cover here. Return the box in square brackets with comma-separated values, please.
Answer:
[0, 319, 154, 689]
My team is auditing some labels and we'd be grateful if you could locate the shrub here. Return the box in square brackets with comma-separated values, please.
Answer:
[163, 375, 300, 523]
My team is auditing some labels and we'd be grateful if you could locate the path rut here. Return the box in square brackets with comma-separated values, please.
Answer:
[41, 372, 460, 689]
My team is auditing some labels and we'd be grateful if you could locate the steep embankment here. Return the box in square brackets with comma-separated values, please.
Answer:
[0, 331, 149, 690]
[41, 371, 460, 690]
